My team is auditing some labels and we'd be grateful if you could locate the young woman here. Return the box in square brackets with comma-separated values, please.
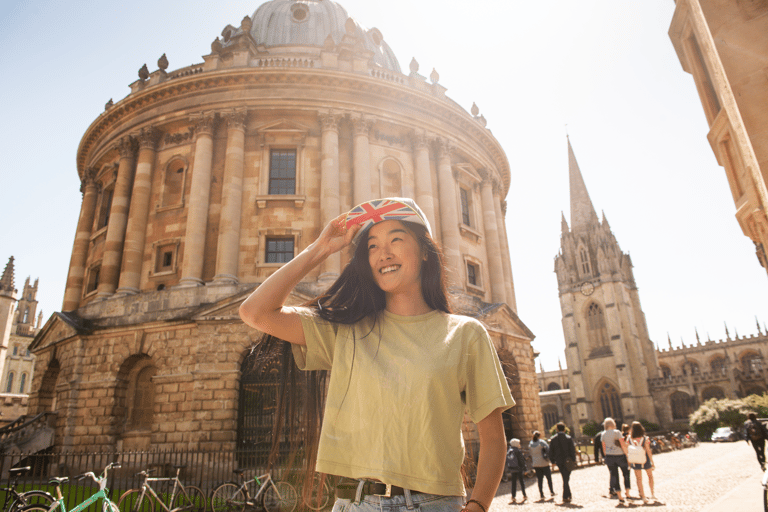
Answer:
[601, 418, 629, 504]
[239, 198, 514, 512]
[528, 431, 555, 501]
[628, 421, 655, 503]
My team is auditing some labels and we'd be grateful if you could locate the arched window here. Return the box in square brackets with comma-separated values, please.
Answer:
[742, 353, 763, 373]
[21, 308, 29, 324]
[682, 360, 700, 376]
[542, 406, 558, 432]
[660, 365, 672, 379]
[598, 381, 622, 422]
[128, 365, 156, 429]
[670, 391, 695, 420]
[579, 247, 591, 275]
[6, 372, 14, 393]
[161, 159, 186, 207]
[380, 158, 402, 199]
[547, 382, 561, 391]
[710, 356, 726, 375]
[19, 373, 26, 394]
[587, 302, 609, 349]
[702, 386, 726, 401]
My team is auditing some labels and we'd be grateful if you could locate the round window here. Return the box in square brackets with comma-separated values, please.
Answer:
[291, 3, 309, 22]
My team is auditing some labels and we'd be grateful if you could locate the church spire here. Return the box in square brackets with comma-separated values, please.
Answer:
[0, 256, 15, 296]
[568, 137, 600, 231]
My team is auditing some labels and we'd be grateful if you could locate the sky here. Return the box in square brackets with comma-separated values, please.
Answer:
[0, 0, 766, 372]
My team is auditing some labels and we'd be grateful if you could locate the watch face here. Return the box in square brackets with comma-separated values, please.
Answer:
[580, 282, 594, 296]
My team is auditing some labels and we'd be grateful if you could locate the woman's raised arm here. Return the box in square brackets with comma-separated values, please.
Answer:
[239, 214, 360, 345]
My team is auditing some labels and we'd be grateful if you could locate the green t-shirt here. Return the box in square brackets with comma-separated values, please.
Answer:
[291, 307, 515, 496]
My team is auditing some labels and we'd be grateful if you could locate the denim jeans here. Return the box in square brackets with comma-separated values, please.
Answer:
[605, 454, 630, 494]
[332, 482, 464, 512]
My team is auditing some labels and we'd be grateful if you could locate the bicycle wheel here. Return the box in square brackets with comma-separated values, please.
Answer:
[16, 506, 50, 512]
[303, 474, 331, 511]
[118, 490, 155, 512]
[172, 486, 206, 512]
[11, 491, 54, 512]
[263, 482, 297, 512]
[210, 484, 245, 512]
[104, 500, 120, 512]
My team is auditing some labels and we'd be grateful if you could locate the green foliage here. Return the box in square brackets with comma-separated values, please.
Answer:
[689, 397, 751, 439]
[742, 393, 768, 418]
[548, 424, 570, 437]
[581, 420, 600, 437]
[639, 419, 661, 433]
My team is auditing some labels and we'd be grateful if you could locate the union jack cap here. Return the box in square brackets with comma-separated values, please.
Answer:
[344, 197, 432, 237]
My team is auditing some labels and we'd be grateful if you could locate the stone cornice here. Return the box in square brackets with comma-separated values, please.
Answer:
[77, 67, 511, 194]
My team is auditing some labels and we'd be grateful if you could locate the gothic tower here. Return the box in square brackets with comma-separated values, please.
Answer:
[0, 257, 18, 386]
[554, 139, 659, 428]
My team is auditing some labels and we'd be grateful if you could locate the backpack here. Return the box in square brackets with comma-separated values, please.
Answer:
[541, 442, 549, 460]
[748, 421, 764, 441]
[627, 437, 647, 465]
[506, 448, 518, 470]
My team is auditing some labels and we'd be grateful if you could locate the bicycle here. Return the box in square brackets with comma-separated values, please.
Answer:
[0, 466, 54, 512]
[210, 470, 297, 512]
[117, 465, 205, 512]
[301, 474, 332, 511]
[18, 462, 121, 512]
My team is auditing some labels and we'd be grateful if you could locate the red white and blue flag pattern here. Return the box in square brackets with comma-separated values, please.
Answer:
[344, 199, 421, 231]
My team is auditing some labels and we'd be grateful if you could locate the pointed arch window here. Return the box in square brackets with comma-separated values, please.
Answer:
[598, 381, 622, 421]
[742, 353, 763, 373]
[579, 247, 591, 275]
[710, 356, 727, 375]
[19, 373, 26, 394]
[586, 302, 609, 350]
[6, 372, 14, 393]
[670, 391, 695, 420]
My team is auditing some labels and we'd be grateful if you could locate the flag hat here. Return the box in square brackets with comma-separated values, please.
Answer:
[344, 198, 432, 237]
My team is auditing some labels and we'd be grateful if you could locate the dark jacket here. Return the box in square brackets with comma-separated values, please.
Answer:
[744, 419, 768, 445]
[593, 430, 604, 461]
[506, 446, 526, 472]
[549, 432, 576, 466]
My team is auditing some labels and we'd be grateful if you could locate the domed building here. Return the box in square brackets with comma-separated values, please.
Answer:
[29, 0, 539, 463]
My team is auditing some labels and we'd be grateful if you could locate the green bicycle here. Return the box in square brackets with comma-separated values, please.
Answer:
[18, 462, 121, 512]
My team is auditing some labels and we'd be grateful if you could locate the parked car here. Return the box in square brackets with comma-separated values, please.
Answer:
[711, 426, 739, 442]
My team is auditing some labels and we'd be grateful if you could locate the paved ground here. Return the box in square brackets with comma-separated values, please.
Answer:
[489, 441, 764, 511]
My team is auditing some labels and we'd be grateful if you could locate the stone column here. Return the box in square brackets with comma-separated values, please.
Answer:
[62, 168, 99, 311]
[97, 137, 136, 299]
[351, 115, 373, 205]
[319, 111, 342, 280]
[214, 110, 247, 285]
[179, 113, 216, 287]
[436, 138, 461, 277]
[479, 169, 506, 304]
[117, 127, 159, 295]
[495, 196, 517, 311]
[411, 131, 437, 230]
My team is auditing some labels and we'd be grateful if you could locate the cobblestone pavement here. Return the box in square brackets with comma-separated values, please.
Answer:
[489, 442, 764, 511]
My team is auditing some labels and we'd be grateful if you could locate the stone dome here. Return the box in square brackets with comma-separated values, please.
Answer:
[248, 0, 401, 72]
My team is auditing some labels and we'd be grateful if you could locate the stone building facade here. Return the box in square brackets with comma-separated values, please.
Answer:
[538, 141, 768, 433]
[669, 0, 768, 276]
[30, 0, 540, 456]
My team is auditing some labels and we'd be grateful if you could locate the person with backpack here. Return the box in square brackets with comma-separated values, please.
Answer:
[529, 431, 555, 501]
[744, 412, 768, 470]
[627, 421, 655, 504]
[549, 422, 576, 503]
[506, 438, 527, 503]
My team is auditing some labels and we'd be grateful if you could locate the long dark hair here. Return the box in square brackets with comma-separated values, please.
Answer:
[249, 221, 450, 495]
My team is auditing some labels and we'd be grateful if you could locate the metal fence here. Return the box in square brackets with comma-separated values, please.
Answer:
[0, 449, 299, 510]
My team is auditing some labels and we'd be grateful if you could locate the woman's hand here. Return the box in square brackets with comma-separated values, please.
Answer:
[310, 213, 362, 257]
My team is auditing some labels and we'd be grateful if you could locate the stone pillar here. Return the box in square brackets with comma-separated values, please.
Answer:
[319, 111, 342, 280]
[436, 138, 461, 278]
[496, 198, 517, 311]
[117, 127, 159, 295]
[214, 110, 247, 285]
[179, 113, 216, 287]
[62, 169, 99, 311]
[411, 132, 437, 230]
[97, 137, 136, 299]
[351, 115, 373, 205]
[479, 170, 506, 304]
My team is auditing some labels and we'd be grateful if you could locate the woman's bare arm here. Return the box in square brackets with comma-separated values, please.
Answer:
[239, 214, 360, 344]
[466, 408, 506, 512]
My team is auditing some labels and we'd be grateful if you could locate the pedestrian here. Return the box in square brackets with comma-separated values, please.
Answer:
[239, 198, 515, 512]
[620, 423, 632, 494]
[549, 422, 576, 503]
[506, 439, 527, 504]
[601, 417, 630, 504]
[627, 421, 655, 504]
[744, 412, 768, 470]
[593, 429, 604, 464]
[529, 431, 555, 501]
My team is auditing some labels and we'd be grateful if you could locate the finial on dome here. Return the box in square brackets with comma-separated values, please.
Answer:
[430, 68, 439, 84]
[471, 102, 479, 117]
[105, 98, 114, 110]
[409, 57, 419, 74]
[345, 17, 356, 35]
[138, 64, 149, 81]
[158, 53, 169, 71]
[241, 15, 252, 32]
[212, 37, 223, 53]
[477, 115, 487, 127]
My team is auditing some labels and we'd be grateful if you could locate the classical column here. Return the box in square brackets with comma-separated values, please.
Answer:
[214, 110, 247, 285]
[478, 169, 506, 304]
[496, 196, 517, 311]
[96, 137, 136, 299]
[411, 131, 437, 230]
[351, 115, 373, 205]
[62, 168, 99, 311]
[116, 127, 159, 295]
[435, 138, 461, 277]
[319, 111, 342, 280]
[179, 113, 216, 287]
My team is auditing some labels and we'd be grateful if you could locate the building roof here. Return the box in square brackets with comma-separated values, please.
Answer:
[246, 0, 401, 72]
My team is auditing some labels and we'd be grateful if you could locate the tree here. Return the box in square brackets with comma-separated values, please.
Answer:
[581, 420, 600, 437]
[688, 397, 751, 439]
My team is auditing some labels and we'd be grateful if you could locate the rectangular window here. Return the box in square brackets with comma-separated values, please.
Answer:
[98, 187, 114, 229]
[266, 237, 295, 263]
[269, 149, 296, 195]
[467, 262, 478, 286]
[154, 244, 177, 274]
[86, 265, 100, 294]
[460, 188, 471, 226]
